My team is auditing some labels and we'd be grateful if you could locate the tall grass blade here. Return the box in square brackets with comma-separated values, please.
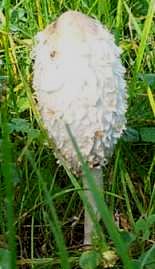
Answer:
[97, 0, 111, 27]
[66, 124, 136, 269]
[148, 155, 155, 214]
[123, 1, 142, 38]
[124, 169, 144, 215]
[3, 0, 17, 110]
[147, 87, 155, 117]
[31, 215, 34, 269]
[110, 146, 120, 212]
[26, 152, 70, 269]
[116, 0, 123, 30]
[115, 0, 123, 42]
[120, 168, 135, 226]
[1, 102, 16, 269]
[61, 161, 106, 249]
[87, 0, 98, 16]
[35, 0, 44, 29]
[134, 0, 155, 75]
[140, 243, 155, 269]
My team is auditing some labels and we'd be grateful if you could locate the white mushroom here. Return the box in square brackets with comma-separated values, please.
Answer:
[32, 10, 127, 246]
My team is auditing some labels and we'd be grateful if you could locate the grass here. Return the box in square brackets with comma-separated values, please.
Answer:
[0, 0, 155, 268]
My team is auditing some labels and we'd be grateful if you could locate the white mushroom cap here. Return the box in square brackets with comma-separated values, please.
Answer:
[33, 10, 127, 173]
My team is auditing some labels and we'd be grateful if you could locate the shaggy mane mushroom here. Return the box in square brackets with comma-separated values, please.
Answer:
[33, 10, 127, 246]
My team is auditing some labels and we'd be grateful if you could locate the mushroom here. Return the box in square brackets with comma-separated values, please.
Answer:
[32, 10, 127, 246]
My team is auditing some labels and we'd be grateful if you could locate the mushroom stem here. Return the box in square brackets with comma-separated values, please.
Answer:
[82, 167, 103, 245]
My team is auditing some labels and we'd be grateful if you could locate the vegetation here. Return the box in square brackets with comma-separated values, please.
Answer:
[0, 0, 155, 268]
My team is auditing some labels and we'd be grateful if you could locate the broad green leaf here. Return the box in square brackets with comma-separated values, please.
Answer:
[28, 129, 41, 140]
[139, 244, 155, 269]
[147, 214, 155, 226]
[0, 249, 10, 269]
[140, 127, 155, 143]
[8, 118, 30, 134]
[135, 215, 155, 241]
[122, 128, 140, 142]
[139, 73, 155, 88]
[119, 230, 136, 248]
[79, 250, 101, 269]
[135, 218, 146, 234]
[17, 97, 30, 113]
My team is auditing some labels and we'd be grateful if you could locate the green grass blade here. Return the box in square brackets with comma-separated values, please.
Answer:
[123, 1, 142, 38]
[3, 1, 17, 111]
[147, 87, 155, 117]
[31, 215, 34, 269]
[87, 0, 98, 16]
[120, 168, 135, 227]
[147, 155, 155, 214]
[26, 152, 70, 269]
[16, 256, 79, 267]
[61, 160, 106, 249]
[140, 243, 155, 268]
[1, 102, 16, 269]
[134, 0, 155, 75]
[149, 183, 155, 214]
[110, 146, 121, 212]
[66, 124, 136, 269]
[115, 0, 123, 42]
[124, 169, 144, 215]
[97, 0, 112, 27]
